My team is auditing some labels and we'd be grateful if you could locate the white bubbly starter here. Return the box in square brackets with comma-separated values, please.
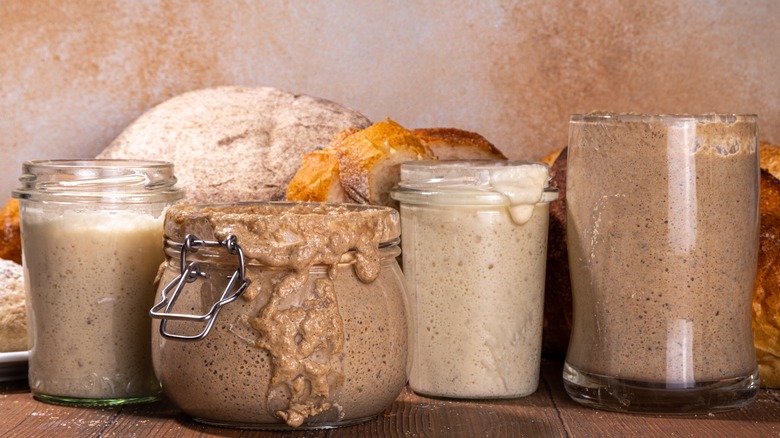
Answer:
[396, 162, 553, 398]
[22, 207, 164, 400]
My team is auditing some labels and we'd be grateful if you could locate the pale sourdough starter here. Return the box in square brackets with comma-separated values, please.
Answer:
[393, 161, 554, 398]
[22, 209, 163, 399]
[566, 115, 759, 384]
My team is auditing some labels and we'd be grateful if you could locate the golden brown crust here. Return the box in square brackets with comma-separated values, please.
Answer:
[411, 128, 507, 160]
[755, 141, 780, 387]
[539, 148, 563, 167]
[333, 119, 432, 206]
[761, 140, 780, 180]
[0, 199, 21, 265]
[285, 128, 359, 203]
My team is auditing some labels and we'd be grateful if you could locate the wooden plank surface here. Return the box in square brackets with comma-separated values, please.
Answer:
[1, 360, 779, 437]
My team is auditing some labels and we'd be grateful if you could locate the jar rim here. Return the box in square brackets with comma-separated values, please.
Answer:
[12, 159, 184, 204]
[164, 202, 401, 250]
[570, 113, 758, 124]
[391, 159, 557, 207]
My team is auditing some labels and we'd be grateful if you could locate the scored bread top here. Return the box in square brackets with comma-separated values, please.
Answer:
[412, 128, 507, 160]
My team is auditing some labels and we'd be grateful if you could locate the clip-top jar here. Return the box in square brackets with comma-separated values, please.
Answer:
[391, 160, 558, 399]
[12, 159, 183, 406]
[149, 202, 408, 430]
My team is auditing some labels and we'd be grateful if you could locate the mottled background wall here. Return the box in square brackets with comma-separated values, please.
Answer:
[2, 0, 779, 198]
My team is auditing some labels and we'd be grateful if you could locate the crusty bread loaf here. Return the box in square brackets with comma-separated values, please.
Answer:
[287, 119, 434, 206]
[98, 86, 371, 204]
[285, 128, 358, 203]
[286, 121, 510, 206]
[0, 258, 26, 352]
[412, 128, 507, 160]
[754, 141, 780, 388]
[761, 140, 780, 177]
[336, 119, 433, 206]
[0, 199, 21, 265]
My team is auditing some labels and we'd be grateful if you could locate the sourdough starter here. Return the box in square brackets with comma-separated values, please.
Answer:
[392, 160, 555, 398]
[152, 203, 408, 428]
[565, 114, 759, 385]
[22, 208, 164, 399]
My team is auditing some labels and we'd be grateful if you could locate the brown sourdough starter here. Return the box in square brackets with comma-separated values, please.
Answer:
[153, 203, 407, 428]
[566, 115, 759, 383]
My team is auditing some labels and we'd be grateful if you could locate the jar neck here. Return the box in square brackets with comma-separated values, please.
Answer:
[12, 159, 184, 204]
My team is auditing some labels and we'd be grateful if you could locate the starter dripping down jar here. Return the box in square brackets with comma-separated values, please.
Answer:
[391, 160, 558, 399]
[149, 202, 408, 430]
[12, 159, 183, 406]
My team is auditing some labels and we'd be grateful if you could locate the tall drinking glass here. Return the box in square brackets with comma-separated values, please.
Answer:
[563, 114, 760, 413]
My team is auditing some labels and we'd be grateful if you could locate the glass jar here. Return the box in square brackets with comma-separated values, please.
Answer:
[391, 160, 558, 399]
[149, 202, 408, 430]
[12, 159, 183, 406]
[564, 114, 760, 413]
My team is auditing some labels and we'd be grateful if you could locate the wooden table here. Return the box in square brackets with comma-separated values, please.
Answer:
[2, 359, 779, 437]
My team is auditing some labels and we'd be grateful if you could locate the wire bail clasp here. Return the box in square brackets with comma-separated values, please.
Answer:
[149, 233, 250, 341]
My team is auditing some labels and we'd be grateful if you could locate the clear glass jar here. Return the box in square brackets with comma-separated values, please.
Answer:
[150, 202, 408, 430]
[391, 160, 558, 399]
[564, 114, 760, 413]
[12, 159, 183, 406]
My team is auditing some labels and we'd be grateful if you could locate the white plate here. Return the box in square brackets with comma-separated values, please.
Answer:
[0, 351, 28, 382]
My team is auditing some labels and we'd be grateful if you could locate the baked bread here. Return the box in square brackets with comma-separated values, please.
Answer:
[754, 141, 780, 388]
[0, 199, 21, 264]
[412, 128, 507, 160]
[284, 128, 358, 203]
[286, 121, 510, 206]
[336, 119, 433, 206]
[97, 86, 372, 204]
[539, 147, 571, 358]
[287, 119, 434, 206]
[0, 258, 27, 352]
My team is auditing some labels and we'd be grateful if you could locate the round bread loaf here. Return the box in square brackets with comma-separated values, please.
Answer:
[98, 86, 371, 204]
[0, 258, 26, 352]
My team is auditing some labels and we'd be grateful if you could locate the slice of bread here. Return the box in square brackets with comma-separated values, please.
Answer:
[285, 121, 509, 207]
[335, 119, 433, 206]
[285, 128, 359, 203]
[412, 128, 507, 160]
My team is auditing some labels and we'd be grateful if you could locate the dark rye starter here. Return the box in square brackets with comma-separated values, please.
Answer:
[564, 114, 759, 412]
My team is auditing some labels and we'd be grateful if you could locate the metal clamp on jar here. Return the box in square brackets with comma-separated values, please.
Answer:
[149, 202, 409, 430]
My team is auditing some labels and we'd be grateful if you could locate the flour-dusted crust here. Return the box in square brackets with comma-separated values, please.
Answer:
[98, 86, 371, 204]
[0, 259, 26, 352]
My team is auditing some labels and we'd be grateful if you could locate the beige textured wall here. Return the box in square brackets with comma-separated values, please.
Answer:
[2, 0, 779, 199]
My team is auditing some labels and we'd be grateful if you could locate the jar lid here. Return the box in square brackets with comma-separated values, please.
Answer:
[391, 160, 558, 224]
[164, 202, 400, 271]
